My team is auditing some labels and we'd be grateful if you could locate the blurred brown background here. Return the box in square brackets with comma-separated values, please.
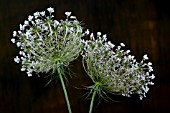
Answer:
[0, 0, 170, 113]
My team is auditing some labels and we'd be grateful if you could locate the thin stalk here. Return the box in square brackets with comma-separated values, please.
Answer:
[89, 85, 98, 113]
[57, 67, 72, 113]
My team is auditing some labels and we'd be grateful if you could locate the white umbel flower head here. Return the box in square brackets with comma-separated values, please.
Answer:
[82, 33, 155, 100]
[11, 7, 87, 77]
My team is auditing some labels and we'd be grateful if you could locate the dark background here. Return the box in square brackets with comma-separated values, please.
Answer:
[0, 0, 170, 113]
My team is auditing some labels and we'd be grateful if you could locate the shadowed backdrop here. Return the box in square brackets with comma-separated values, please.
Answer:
[0, 0, 170, 113]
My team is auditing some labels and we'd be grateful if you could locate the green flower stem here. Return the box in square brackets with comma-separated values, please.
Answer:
[57, 67, 72, 113]
[89, 85, 98, 113]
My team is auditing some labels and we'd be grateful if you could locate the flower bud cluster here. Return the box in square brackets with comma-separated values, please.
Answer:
[11, 7, 87, 76]
[82, 32, 155, 100]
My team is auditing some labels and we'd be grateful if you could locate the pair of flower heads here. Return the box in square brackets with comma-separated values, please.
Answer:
[11, 7, 155, 113]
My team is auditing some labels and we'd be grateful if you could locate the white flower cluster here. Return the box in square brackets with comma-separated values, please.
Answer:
[11, 7, 86, 77]
[82, 32, 155, 100]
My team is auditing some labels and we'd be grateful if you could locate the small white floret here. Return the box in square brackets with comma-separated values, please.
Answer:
[28, 15, 33, 21]
[108, 41, 115, 48]
[14, 56, 20, 63]
[70, 16, 76, 19]
[65, 12, 71, 16]
[143, 54, 149, 60]
[97, 32, 101, 36]
[120, 43, 125, 47]
[47, 7, 54, 13]
[85, 29, 90, 35]
[13, 31, 17, 37]
[11, 38, 15, 43]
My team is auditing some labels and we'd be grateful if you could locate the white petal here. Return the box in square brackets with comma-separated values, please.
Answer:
[13, 31, 17, 37]
[120, 43, 125, 47]
[70, 16, 76, 19]
[47, 7, 54, 13]
[11, 38, 15, 43]
[143, 54, 149, 60]
[97, 32, 101, 36]
[65, 12, 71, 16]
[85, 29, 90, 35]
